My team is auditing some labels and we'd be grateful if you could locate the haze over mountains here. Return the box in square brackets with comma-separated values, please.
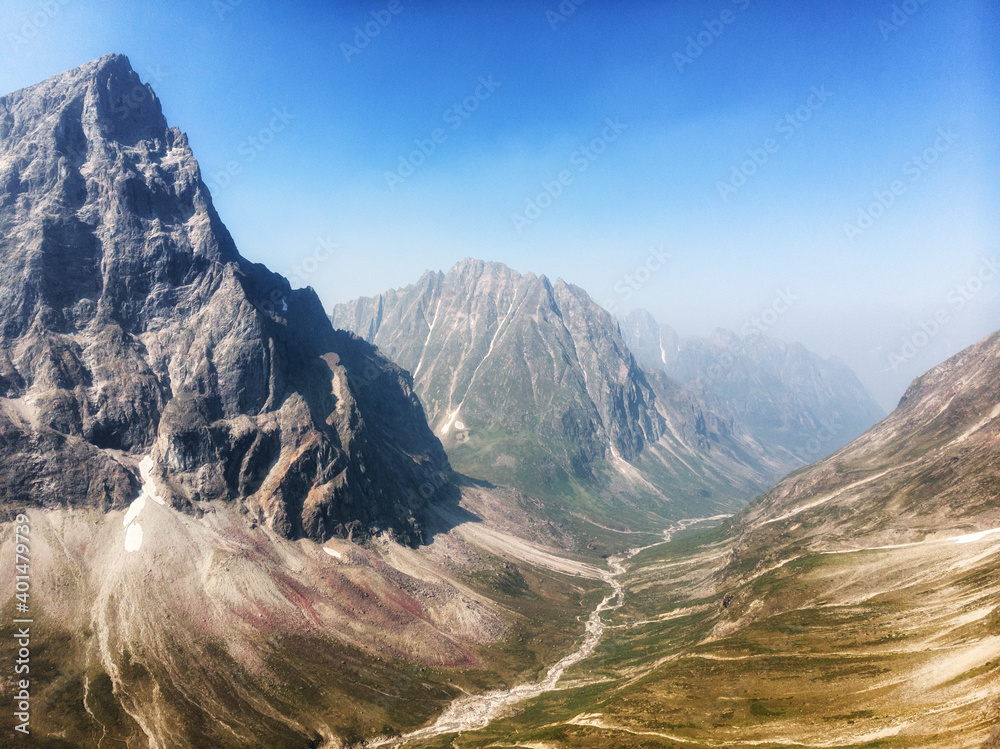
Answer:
[621, 308, 885, 464]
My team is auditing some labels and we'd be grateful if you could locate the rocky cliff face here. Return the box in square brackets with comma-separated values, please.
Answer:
[332, 261, 796, 519]
[0, 54, 452, 544]
[621, 308, 884, 464]
[333, 259, 664, 484]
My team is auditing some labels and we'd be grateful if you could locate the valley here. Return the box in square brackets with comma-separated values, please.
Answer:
[370, 516, 727, 748]
[377, 328, 1000, 749]
[0, 53, 995, 749]
[398, 517, 1000, 748]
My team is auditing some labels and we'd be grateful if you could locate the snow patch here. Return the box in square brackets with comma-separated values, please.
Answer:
[124, 523, 144, 552]
[323, 547, 343, 560]
[951, 527, 1000, 544]
[440, 408, 462, 435]
[123, 455, 166, 552]
[331, 370, 348, 414]
[138, 455, 165, 505]
[122, 493, 146, 528]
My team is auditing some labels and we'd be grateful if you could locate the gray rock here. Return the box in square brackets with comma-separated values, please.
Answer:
[332, 259, 664, 485]
[0, 54, 453, 544]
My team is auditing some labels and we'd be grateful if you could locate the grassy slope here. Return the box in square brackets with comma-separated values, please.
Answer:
[401, 518, 1000, 749]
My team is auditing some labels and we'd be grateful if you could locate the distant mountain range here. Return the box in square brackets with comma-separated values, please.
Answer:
[621, 308, 885, 464]
[332, 260, 884, 526]
[732, 325, 1000, 562]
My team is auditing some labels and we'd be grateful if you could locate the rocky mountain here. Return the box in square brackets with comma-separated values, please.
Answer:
[332, 260, 791, 523]
[621, 308, 884, 464]
[411, 331, 1000, 749]
[334, 260, 661, 465]
[0, 55, 628, 749]
[5, 53, 975, 749]
[0, 54, 454, 545]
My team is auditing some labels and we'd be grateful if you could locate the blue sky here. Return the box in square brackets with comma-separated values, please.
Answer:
[2, 0, 998, 409]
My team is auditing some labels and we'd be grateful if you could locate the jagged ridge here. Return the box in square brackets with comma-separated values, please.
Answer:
[0, 54, 453, 544]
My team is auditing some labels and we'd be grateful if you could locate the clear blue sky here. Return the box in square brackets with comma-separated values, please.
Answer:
[2, 0, 998, 410]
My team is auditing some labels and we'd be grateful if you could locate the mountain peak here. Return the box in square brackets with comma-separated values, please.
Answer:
[0, 53, 168, 155]
[448, 257, 536, 284]
[334, 257, 667, 476]
[0, 59, 454, 545]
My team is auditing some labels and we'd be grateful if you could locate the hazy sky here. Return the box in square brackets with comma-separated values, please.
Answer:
[2, 0, 998, 410]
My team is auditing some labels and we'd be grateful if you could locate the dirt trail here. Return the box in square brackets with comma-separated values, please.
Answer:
[367, 515, 726, 747]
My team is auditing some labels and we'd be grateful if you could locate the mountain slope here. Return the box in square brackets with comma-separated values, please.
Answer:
[332, 260, 787, 524]
[0, 53, 452, 545]
[412, 328, 1000, 748]
[334, 259, 661, 463]
[0, 55, 627, 749]
[621, 308, 885, 464]
[731, 325, 1000, 565]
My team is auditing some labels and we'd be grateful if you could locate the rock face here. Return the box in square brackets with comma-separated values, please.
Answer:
[333, 259, 664, 482]
[621, 308, 884, 464]
[332, 260, 795, 518]
[0, 54, 452, 544]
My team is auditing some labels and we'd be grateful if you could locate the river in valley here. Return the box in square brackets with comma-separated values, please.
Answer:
[367, 515, 726, 747]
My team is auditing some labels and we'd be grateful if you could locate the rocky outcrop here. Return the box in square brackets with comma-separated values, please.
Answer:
[0, 54, 452, 544]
